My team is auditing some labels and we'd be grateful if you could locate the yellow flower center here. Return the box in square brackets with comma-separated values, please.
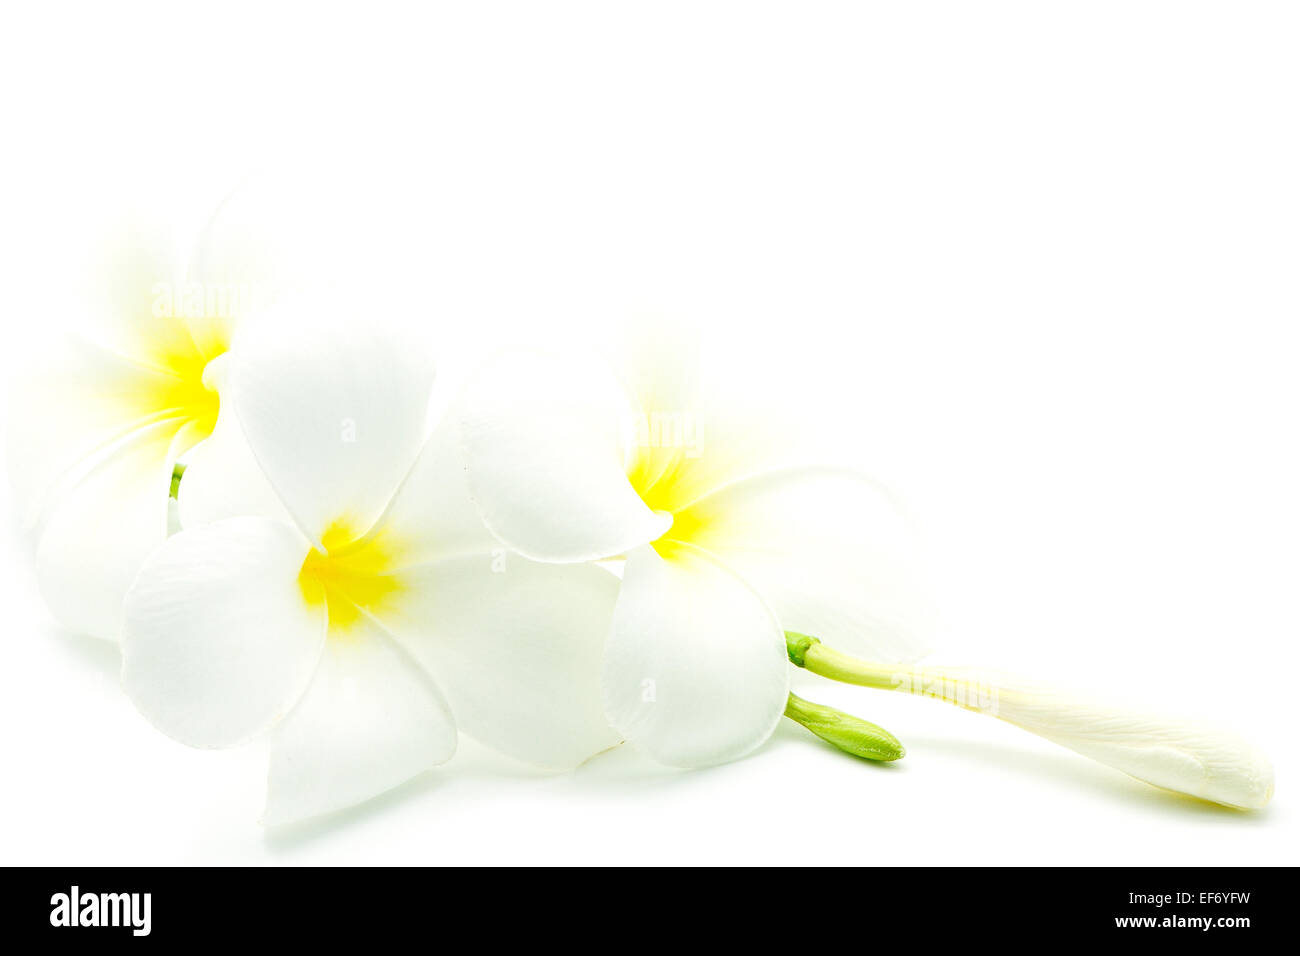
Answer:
[626, 442, 704, 557]
[298, 521, 405, 635]
[134, 320, 229, 455]
[155, 348, 222, 439]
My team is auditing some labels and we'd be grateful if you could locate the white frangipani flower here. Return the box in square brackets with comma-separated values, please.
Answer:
[454, 346, 932, 767]
[7, 183, 413, 642]
[6, 227, 244, 640]
[120, 309, 618, 824]
[457, 340, 1272, 809]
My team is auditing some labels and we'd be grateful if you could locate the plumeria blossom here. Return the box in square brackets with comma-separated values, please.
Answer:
[120, 308, 618, 824]
[7, 183, 416, 642]
[6, 226, 243, 640]
[454, 345, 933, 767]
[456, 343, 1273, 809]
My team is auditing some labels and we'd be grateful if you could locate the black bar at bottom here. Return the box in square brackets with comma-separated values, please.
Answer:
[7, 866, 1289, 942]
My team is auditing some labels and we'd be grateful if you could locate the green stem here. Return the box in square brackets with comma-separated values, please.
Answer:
[784, 632, 1276, 810]
[169, 463, 186, 500]
[787, 631, 993, 714]
[783, 692, 906, 762]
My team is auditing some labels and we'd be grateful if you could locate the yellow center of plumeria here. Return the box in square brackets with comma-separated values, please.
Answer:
[298, 520, 405, 635]
[626, 438, 704, 556]
[134, 318, 229, 453]
[158, 347, 222, 437]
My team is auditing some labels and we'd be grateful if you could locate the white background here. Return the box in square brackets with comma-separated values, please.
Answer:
[1, 2, 1296, 865]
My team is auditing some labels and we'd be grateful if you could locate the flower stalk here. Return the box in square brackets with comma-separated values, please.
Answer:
[785, 632, 1274, 810]
[169, 463, 186, 500]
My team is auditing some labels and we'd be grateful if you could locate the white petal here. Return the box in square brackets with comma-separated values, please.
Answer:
[952, 673, 1276, 810]
[227, 304, 435, 546]
[189, 170, 317, 307]
[34, 418, 180, 640]
[672, 466, 933, 662]
[612, 320, 699, 418]
[191, 159, 439, 323]
[374, 555, 620, 769]
[371, 418, 499, 567]
[121, 517, 325, 748]
[611, 320, 822, 513]
[456, 350, 669, 562]
[264, 619, 457, 826]
[175, 356, 293, 530]
[611, 319, 701, 492]
[77, 219, 209, 367]
[603, 544, 789, 767]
